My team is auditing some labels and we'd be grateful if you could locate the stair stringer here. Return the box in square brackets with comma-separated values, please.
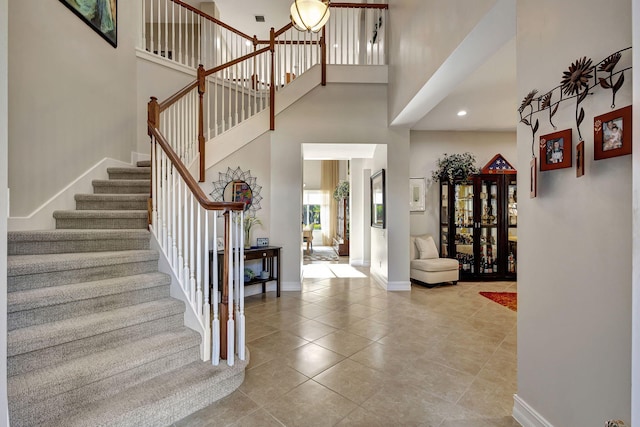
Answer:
[149, 229, 208, 360]
[204, 65, 322, 167]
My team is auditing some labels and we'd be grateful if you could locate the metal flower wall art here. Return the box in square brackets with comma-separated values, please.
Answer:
[518, 47, 631, 155]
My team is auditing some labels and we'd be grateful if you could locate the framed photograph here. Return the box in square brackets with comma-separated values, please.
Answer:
[594, 105, 632, 160]
[371, 169, 386, 229]
[409, 178, 426, 212]
[216, 237, 224, 251]
[59, 0, 117, 48]
[530, 158, 537, 198]
[576, 141, 585, 177]
[256, 237, 269, 247]
[539, 129, 572, 171]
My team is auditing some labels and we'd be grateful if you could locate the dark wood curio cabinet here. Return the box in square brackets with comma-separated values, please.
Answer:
[439, 155, 517, 281]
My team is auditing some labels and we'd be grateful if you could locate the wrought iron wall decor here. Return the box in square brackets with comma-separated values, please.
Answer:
[210, 167, 263, 215]
[518, 47, 631, 157]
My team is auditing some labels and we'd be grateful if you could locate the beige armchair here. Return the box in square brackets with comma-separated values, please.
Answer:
[410, 234, 459, 286]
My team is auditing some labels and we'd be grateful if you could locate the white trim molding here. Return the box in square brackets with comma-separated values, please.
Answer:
[281, 281, 302, 292]
[513, 394, 554, 427]
[386, 281, 411, 291]
[8, 157, 132, 231]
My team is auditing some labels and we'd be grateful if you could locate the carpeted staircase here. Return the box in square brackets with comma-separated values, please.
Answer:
[7, 161, 246, 427]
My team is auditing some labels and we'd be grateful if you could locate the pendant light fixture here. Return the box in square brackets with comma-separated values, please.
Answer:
[290, 0, 330, 33]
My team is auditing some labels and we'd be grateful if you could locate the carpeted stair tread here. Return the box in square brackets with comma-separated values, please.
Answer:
[107, 167, 151, 175]
[54, 210, 148, 229]
[136, 160, 151, 167]
[8, 229, 150, 255]
[7, 272, 171, 330]
[75, 193, 149, 210]
[47, 357, 248, 427]
[108, 167, 151, 180]
[9, 328, 201, 407]
[92, 179, 150, 194]
[8, 298, 184, 357]
[7, 250, 160, 292]
[53, 210, 148, 219]
[8, 250, 158, 277]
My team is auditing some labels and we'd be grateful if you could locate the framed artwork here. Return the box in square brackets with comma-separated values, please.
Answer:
[232, 181, 252, 207]
[530, 158, 537, 198]
[371, 169, 386, 229]
[60, 0, 117, 48]
[594, 105, 632, 160]
[409, 178, 426, 212]
[216, 237, 224, 251]
[576, 141, 585, 177]
[256, 237, 269, 247]
[539, 129, 572, 171]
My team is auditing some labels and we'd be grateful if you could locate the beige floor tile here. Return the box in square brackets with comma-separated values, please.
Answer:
[280, 318, 338, 341]
[313, 311, 366, 329]
[173, 390, 258, 427]
[313, 329, 374, 357]
[265, 380, 358, 427]
[282, 342, 345, 378]
[229, 409, 285, 427]
[239, 358, 309, 407]
[313, 359, 384, 404]
[334, 406, 395, 426]
[296, 303, 336, 320]
[455, 377, 516, 418]
[344, 318, 392, 341]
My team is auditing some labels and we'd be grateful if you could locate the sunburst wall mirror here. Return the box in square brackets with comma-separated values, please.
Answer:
[210, 167, 263, 215]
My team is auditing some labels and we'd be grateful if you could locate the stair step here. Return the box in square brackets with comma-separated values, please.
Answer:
[46, 358, 248, 427]
[54, 210, 148, 229]
[93, 179, 150, 194]
[108, 167, 151, 180]
[137, 160, 151, 167]
[8, 272, 171, 330]
[8, 250, 160, 292]
[8, 298, 185, 358]
[8, 229, 150, 255]
[9, 329, 201, 427]
[75, 193, 149, 210]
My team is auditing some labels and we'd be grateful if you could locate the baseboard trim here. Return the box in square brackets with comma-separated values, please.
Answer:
[513, 394, 554, 427]
[281, 281, 301, 292]
[8, 157, 131, 231]
[349, 259, 371, 267]
[386, 281, 411, 291]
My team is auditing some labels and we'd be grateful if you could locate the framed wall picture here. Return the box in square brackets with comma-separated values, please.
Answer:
[256, 237, 269, 247]
[371, 169, 386, 228]
[539, 129, 572, 171]
[594, 105, 632, 160]
[59, 0, 117, 48]
[216, 237, 224, 251]
[232, 181, 252, 207]
[576, 141, 585, 177]
[530, 158, 537, 198]
[409, 178, 426, 212]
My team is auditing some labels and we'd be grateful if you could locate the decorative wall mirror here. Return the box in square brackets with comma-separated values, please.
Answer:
[210, 167, 263, 215]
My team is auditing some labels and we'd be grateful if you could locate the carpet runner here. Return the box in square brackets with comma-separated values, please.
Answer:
[479, 291, 517, 312]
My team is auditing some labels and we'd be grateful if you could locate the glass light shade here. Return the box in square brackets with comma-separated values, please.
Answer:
[290, 0, 330, 33]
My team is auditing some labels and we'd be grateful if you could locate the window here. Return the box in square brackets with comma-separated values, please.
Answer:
[303, 190, 322, 229]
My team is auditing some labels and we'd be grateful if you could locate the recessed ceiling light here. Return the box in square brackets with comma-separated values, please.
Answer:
[457, 110, 467, 117]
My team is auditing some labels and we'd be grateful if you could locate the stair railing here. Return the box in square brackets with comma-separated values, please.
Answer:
[148, 99, 246, 366]
[141, 0, 255, 69]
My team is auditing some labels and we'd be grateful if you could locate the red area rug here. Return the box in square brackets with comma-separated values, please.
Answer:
[479, 292, 517, 312]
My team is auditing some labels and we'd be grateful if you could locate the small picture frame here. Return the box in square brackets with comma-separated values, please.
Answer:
[594, 105, 632, 160]
[409, 178, 426, 212]
[539, 129, 572, 171]
[216, 237, 224, 251]
[530, 157, 537, 198]
[256, 237, 269, 247]
[371, 169, 386, 229]
[576, 141, 585, 177]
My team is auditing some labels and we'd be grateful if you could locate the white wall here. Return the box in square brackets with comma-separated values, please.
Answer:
[631, 1, 640, 424]
[271, 83, 410, 290]
[409, 131, 517, 243]
[1, 0, 9, 421]
[8, 0, 138, 216]
[369, 145, 388, 286]
[516, 1, 632, 425]
[387, 0, 495, 123]
[349, 159, 371, 266]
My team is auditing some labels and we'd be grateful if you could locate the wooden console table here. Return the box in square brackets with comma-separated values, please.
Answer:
[211, 246, 281, 297]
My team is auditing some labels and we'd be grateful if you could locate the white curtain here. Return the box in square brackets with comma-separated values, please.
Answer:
[320, 160, 339, 246]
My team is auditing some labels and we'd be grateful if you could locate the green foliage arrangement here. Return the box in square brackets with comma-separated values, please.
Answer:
[333, 181, 349, 200]
[431, 152, 480, 183]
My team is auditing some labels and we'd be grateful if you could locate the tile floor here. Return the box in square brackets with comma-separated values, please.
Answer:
[175, 264, 519, 427]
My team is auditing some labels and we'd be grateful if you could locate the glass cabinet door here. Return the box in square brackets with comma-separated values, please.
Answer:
[507, 177, 517, 275]
[479, 178, 499, 275]
[440, 182, 449, 257]
[454, 182, 474, 274]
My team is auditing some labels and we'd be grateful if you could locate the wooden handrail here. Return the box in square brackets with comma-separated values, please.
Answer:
[159, 80, 198, 112]
[330, 3, 389, 9]
[168, 0, 255, 41]
[148, 123, 245, 212]
[204, 46, 271, 77]
[274, 22, 294, 38]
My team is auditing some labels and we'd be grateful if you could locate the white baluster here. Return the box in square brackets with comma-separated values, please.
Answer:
[204, 210, 211, 362]
[151, 138, 158, 231]
[212, 211, 220, 366]
[238, 210, 245, 360]
[189, 194, 196, 305]
[177, 177, 184, 280]
[149, 0, 154, 54]
[164, 0, 168, 59]
[196, 205, 203, 316]
[227, 211, 235, 366]
[171, 1, 175, 63]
